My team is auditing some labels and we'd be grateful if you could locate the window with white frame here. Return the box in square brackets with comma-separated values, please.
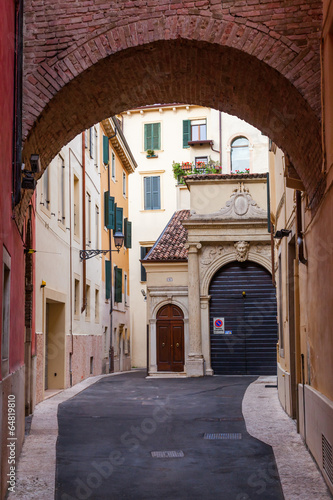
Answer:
[143, 176, 160, 210]
[95, 204, 99, 248]
[74, 175, 80, 238]
[59, 156, 65, 224]
[123, 172, 126, 197]
[230, 136, 250, 173]
[86, 192, 91, 247]
[111, 152, 116, 180]
[94, 127, 98, 167]
[42, 166, 50, 210]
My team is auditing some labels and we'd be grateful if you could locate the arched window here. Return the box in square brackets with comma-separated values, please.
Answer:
[230, 136, 250, 173]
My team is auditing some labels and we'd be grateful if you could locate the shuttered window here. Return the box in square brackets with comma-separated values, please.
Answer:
[103, 135, 109, 164]
[114, 266, 122, 303]
[104, 192, 115, 230]
[183, 120, 191, 148]
[115, 206, 123, 232]
[124, 218, 132, 249]
[144, 176, 160, 210]
[144, 123, 161, 151]
[105, 260, 111, 300]
[140, 246, 152, 282]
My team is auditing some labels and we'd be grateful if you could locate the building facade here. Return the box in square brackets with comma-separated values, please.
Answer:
[0, 0, 26, 497]
[143, 174, 276, 378]
[34, 119, 135, 405]
[120, 105, 269, 369]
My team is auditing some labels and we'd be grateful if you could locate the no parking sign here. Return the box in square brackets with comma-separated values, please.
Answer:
[213, 317, 225, 334]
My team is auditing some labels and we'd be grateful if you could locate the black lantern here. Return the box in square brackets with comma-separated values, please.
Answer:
[113, 228, 125, 251]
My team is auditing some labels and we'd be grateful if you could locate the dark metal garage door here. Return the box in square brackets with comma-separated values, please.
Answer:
[209, 261, 278, 375]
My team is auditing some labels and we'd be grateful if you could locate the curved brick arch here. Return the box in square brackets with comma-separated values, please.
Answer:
[22, 3, 324, 217]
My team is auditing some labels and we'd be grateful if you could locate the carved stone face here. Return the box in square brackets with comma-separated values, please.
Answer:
[234, 241, 249, 262]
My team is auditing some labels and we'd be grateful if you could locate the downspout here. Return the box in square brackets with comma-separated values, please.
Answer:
[219, 111, 222, 168]
[81, 132, 87, 313]
[107, 151, 114, 373]
[267, 173, 276, 286]
[296, 190, 307, 265]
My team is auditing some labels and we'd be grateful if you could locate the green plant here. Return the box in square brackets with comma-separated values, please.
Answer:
[146, 149, 155, 156]
[172, 158, 222, 183]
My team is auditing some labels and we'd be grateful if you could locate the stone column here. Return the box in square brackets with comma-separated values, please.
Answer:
[185, 243, 204, 377]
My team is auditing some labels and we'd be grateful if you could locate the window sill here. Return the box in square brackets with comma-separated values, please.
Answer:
[140, 209, 165, 213]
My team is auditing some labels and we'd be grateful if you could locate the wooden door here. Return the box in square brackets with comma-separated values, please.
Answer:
[157, 305, 184, 372]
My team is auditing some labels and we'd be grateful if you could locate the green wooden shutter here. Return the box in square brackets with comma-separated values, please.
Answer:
[183, 120, 191, 148]
[115, 206, 123, 232]
[104, 192, 115, 229]
[124, 218, 132, 248]
[152, 123, 161, 150]
[144, 177, 152, 210]
[140, 247, 147, 281]
[115, 267, 122, 303]
[105, 260, 111, 300]
[152, 176, 160, 209]
[103, 135, 109, 164]
[144, 124, 152, 151]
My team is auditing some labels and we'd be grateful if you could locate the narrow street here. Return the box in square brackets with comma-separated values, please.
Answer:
[55, 372, 283, 500]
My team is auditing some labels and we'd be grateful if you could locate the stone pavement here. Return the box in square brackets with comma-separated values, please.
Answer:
[8, 371, 332, 500]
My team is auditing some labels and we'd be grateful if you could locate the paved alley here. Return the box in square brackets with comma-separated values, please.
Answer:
[55, 372, 283, 500]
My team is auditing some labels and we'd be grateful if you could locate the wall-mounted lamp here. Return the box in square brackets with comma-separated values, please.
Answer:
[274, 229, 292, 239]
[41, 280, 46, 288]
[141, 289, 147, 301]
[30, 154, 41, 174]
[80, 228, 125, 260]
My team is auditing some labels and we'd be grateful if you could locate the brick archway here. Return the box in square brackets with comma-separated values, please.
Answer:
[22, 4, 324, 218]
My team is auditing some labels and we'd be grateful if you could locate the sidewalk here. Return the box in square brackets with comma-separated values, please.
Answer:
[8, 373, 332, 500]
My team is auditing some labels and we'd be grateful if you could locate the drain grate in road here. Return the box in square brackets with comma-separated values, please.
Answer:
[151, 450, 184, 458]
[204, 433, 242, 440]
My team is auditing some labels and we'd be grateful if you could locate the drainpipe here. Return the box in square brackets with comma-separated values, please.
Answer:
[68, 148, 76, 386]
[12, 0, 23, 207]
[296, 190, 307, 265]
[219, 111, 222, 168]
[81, 132, 87, 313]
[107, 151, 114, 373]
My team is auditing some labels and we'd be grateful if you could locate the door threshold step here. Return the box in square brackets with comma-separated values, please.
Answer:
[146, 372, 187, 379]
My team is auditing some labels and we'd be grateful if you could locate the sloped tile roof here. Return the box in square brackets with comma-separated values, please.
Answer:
[144, 210, 190, 262]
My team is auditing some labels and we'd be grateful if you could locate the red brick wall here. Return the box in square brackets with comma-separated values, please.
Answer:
[21, 1, 323, 212]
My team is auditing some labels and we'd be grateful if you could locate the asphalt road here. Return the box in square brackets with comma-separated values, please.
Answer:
[55, 371, 284, 500]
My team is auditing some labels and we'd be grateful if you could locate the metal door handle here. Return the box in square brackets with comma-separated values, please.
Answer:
[176, 343, 180, 348]
[162, 342, 165, 347]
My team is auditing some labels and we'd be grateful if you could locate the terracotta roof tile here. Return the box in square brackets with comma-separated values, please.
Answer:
[144, 210, 190, 262]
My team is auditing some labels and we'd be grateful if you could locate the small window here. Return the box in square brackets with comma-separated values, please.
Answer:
[42, 167, 50, 210]
[144, 123, 161, 151]
[86, 192, 91, 247]
[74, 279, 80, 317]
[95, 205, 99, 248]
[195, 157, 208, 169]
[140, 246, 152, 282]
[230, 136, 250, 173]
[111, 152, 116, 180]
[95, 289, 99, 322]
[59, 156, 65, 224]
[144, 176, 160, 210]
[183, 119, 207, 147]
[90, 356, 94, 375]
[94, 127, 98, 167]
[89, 127, 93, 159]
[74, 175, 80, 238]
[123, 172, 126, 197]
[114, 267, 122, 303]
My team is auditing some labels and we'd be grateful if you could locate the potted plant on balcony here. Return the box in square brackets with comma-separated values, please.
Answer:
[146, 149, 158, 158]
